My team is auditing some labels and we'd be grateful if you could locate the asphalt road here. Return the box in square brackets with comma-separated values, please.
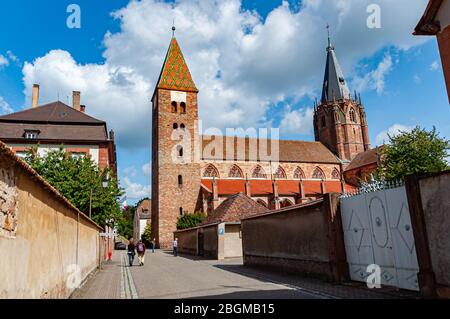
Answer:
[128, 250, 324, 299]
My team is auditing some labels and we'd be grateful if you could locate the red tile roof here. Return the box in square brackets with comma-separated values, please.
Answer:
[201, 179, 352, 196]
[201, 136, 340, 164]
[156, 38, 198, 93]
[203, 193, 269, 225]
[344, 147, 382, 172]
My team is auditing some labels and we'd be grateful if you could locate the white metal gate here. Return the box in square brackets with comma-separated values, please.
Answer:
[340, 183, 419, 291]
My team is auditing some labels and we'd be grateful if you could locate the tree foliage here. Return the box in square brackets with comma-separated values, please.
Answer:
[25, 146, 123, 227]
[117, 205, 135, 239]
[176, 211, 206, 230]
[379, 126, 450, 181]
[141, 223, 152, 245]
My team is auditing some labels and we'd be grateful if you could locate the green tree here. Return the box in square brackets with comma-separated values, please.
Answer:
[176, 211, 206, 230]
[379, 126, 450, 181]
[25, 146, 123, 227]
[141, 223, 152, 246]
[117, 205, 135, 239]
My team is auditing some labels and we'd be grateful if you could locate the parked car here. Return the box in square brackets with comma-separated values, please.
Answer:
[115, 242, 127, 250]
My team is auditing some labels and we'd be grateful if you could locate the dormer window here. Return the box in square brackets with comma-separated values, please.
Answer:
[24, 130, 40, 139]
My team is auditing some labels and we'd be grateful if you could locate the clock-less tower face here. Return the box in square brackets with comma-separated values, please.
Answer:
[151, 37, 201, 248]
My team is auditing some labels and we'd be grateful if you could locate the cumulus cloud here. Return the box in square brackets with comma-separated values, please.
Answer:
[22, 0, 430, 151]
[430, 60, 440, 71]
[142, 162, 152, 176]
[352, 53, 394, 94]
[375, 124, 414, 145]
[0, 54, 8, 68]
[121, 176, 151, 201]
[279, 107, 314, 135]
[0, 96, 13, 115]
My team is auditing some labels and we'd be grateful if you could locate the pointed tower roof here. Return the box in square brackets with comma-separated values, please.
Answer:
[155, 37, 198, 94]
[321, 30, 350, 103]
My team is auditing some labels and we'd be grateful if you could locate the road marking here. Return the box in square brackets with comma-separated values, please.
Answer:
[120, 253, 139, 299]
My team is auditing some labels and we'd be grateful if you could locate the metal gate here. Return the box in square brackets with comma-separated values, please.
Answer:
[340, 182, 419, 291]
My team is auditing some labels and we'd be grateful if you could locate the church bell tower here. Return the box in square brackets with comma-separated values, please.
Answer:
[314, 30, 371, 161]
[151, 31, 201, 248]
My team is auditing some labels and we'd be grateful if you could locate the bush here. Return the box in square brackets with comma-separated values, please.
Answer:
[176, 211, 206, 230]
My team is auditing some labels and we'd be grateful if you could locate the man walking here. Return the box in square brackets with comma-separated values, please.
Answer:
[151, 238, 156, 253]
[127, 239, 136, 267]
[136, 240, 146, 266]
[173, 238, 178, 257]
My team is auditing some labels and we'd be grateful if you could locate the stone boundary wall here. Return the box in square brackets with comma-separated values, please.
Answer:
[0, 141, 103, 299]
[241, 194, 347, 282]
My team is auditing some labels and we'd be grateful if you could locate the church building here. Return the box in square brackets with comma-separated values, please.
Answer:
[152, 32, 371, 248]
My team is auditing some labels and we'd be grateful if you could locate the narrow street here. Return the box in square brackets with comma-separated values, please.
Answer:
[71, 250, 413, 299]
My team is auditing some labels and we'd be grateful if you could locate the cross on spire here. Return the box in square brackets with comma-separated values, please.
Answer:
[326, 24, 333, 50]
[172, 19, 176, 37]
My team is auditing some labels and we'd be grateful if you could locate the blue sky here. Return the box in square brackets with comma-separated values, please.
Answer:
[0, 0, 449, 204]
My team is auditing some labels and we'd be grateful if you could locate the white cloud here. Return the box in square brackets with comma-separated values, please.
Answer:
[0, 54, 8, 68]
[122, 177, 151, 201]
[142, 162, 151, 176]
[413, 74, 421, 84]
[430, 60, 440, 71]
[0, 96, 13, 115]
[279, 107, 314, 135]
[352, 53, 394, 94]
[375, 124, 414, 145]
[21, 0, 430, 151]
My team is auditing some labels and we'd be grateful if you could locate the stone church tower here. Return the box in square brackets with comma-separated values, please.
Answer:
[314, 35, 371, 161]
[151, 35, 201, 248]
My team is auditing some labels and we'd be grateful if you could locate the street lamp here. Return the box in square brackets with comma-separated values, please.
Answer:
[89, 175, 109, 218]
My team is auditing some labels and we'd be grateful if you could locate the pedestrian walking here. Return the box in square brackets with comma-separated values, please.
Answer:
[173, 238, 178, 257]
[136, 240, 146, 266]
[127, 239, 136, 267]
[151, 238, 156, 253]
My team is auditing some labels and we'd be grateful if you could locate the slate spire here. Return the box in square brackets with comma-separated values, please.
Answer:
[321, 27, 350, 103]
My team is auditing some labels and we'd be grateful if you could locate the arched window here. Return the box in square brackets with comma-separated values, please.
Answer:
[349, 108, 356, 123]
[332, 168, 340, 180]
[252, 165, 267, 179]
[203, 164, 220, 178]
[173, 123, 178, 130]
[293, 167, 306, 180]
[274, 166, 287, 179]
[179, 207, 183, 216]
[177, 145, 184, 157]
[178, 175, 183, 186]
[180, 123, 186, 130]
[312, 167, 325, 180]
[257, 199, 268, 208]
[180, 102, 186, 113]
[171, 101, 178, 113]
[281, 199, 294, 208]
[228, 165, 244, 178]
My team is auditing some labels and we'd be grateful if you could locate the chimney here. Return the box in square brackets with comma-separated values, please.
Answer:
[32, 84, 40, 109]
[72, 91, 81, 111]
[80, 105, 86, 113]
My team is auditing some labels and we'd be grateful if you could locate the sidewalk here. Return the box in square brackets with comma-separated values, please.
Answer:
[71, 251, 125, 299]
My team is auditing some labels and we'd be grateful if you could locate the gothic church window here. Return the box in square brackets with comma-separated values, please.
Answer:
[178, 175, 183, 186]
[332, 168, 340, 180]
[349, 108, 356, 123]
[312, 167, 325, 180]
[274, 166, 287, 179]
[171, 101, 178, 113]
[203, 164, 220, 178]
[281, 199, 294, 208]
[252, 165, 267, 179]
[173, 123, 178, 130]
[293, 167, 306, 179]
[180, 124, 186, 130]
[177, 145, 184, 157]
[180, 102, 186, 113]
[229, 165, 244, 178]
[257, 199, 268, 208]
